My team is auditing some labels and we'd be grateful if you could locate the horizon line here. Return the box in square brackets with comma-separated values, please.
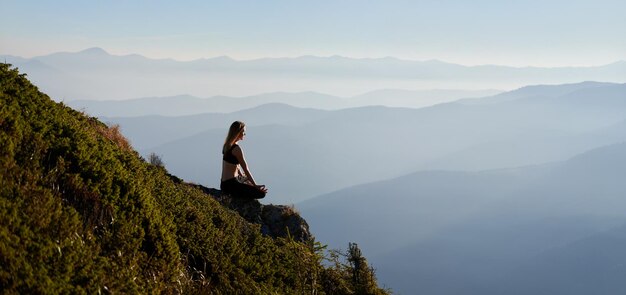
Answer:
[3, 47, 625, 69]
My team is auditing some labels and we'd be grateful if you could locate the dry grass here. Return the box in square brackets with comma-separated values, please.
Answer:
[93, 123, 132, 152]
[282, 204, 300, 218]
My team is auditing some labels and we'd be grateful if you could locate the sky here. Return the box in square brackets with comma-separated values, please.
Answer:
[1, 0, 625, 67]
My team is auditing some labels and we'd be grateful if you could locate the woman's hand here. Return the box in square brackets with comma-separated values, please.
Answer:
[256, 184, 268, 193]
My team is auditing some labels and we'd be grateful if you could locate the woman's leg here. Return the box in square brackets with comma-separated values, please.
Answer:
[236, 182, 266, 199]
[221, 179, 266, 199]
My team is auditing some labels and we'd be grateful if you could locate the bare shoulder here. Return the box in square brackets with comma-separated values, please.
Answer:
[232, 144, 244, 155]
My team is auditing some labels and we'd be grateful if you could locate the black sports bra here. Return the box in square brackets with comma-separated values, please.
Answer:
[223, 144, 239, 164]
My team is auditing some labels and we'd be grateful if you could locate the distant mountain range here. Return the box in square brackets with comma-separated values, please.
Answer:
[94, 81, 626, 203]
[69, 88, 501, 117]
[100, 103, 331, 149]
[299, 141, 626, 295]
[2, 47, 624, 100]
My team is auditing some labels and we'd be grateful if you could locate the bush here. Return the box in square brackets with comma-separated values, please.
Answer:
[148, 152, 165, 167]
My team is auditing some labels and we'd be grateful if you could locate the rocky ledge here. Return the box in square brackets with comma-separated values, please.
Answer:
[192, 185, 313, 243]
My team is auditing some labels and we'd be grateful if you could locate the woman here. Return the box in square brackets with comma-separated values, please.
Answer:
[220, 121, 268, 199]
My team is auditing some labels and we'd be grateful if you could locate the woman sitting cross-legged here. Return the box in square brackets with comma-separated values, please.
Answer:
[220, 121, 268, 199]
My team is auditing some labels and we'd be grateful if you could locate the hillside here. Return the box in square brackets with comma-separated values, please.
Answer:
[0, 64, 389, 294]
[299, 142, 626, 294]
[489, 224, 626, 295]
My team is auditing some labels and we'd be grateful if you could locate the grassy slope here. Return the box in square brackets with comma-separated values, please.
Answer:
[0, 64, 388, 294]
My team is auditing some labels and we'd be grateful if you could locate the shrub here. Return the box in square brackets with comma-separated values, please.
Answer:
[92, 122, 132, 152]
[148, 152, 165, 167]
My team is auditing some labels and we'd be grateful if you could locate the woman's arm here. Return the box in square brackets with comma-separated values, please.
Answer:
[232, 145, 258, 186]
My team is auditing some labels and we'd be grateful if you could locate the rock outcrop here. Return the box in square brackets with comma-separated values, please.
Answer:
[192, 185, 313, 243]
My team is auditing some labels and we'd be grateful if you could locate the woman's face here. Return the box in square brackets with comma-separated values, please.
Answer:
[239, 128, 246, 141]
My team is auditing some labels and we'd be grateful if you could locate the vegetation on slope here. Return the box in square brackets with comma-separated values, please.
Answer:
[0, 63, 389, 294]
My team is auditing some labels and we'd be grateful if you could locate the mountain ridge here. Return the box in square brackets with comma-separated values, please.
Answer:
[69, 88, 501, 116]
[299, 140, 626, 294]
[117, 81, 626, 202]
[10, 47, 624, 68]
[3, 47, 624, 100]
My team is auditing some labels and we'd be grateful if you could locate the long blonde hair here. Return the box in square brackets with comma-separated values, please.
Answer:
[223, 121, 245, 154]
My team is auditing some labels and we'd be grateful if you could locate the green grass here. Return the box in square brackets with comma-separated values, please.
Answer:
[0, 63, 390, 294]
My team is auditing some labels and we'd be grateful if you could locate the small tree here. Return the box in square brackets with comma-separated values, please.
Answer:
[347, 243, 383, 294]
[321, 243, 391, 295]
[148, 152, 164, 167]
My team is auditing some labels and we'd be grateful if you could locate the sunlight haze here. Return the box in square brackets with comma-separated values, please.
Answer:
[3, 1, 626, 294]
[2, 0, 625, 67]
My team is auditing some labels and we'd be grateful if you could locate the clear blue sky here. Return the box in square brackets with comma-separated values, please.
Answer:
[1, 0, 625, 66]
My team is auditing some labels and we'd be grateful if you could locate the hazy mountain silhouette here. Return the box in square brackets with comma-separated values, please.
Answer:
[123, 82, 626, 202]
[423, 109, 626, 171]
[72, 92, 346, 116]
[489, 224, 626, 295]
[348, 88, 501, 108]
[458, 81, 617, 105]
[299, 141, 626, 294]
[2, 47, 624, 100]
[104, 103, 330, 149]
[69, 88, 501, 117]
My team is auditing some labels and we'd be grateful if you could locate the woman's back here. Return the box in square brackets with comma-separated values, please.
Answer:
[221, 144, 240, 182]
